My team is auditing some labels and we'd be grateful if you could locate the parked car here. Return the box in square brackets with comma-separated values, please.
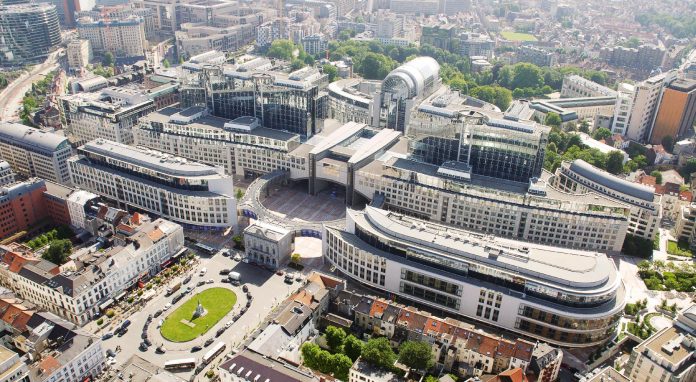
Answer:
[163, 303, 172, 311]
[153, 309, 162, 317]
[144, 338, 152, 347]
[246, 300, 251, 308]
[197, 280, 206, 287]
[183, 275, 192, 284]
[121, 320, 131, 329]
[191, 346, 202, 352]
[246, 292, 253, 300]
[222, 249, 231, 257]
[233, 254, 242, 261]
[199, 268, 207, 276]
[155, 346, 166, 354]
[216, 327, 226, 337]
[157, 319, 164, 329]
[276, 270, 284, 276]
[106, 349, 116, 358]
[139, 342, 148, 352]
[204, 338, 214, 347]
[219, 269, 231, 275]
[101, 333, 113, 341]
[117, 327, 128, 337]
[207, 279, 214, 284]
[242, 284, 248, 293]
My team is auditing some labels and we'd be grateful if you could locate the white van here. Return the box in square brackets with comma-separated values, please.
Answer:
[199, 268, 207, 276]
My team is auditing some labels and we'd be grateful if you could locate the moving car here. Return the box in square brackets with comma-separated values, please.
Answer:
[191, 346, 202, 352]
[102, 333, 113, 341]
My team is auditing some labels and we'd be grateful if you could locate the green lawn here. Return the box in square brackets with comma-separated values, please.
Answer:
[160, 287, 237, 342]
[666, 240, 693, 257]
[500, 31, 538, 42]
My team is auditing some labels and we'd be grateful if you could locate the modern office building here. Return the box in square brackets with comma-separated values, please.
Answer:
[625, 307, 696, 382]
[66, 39, 92, 70]
[181, 57, 329, 137]
[561, 75, 617, 98]
[0, 123, 72, 185]
[552, 160, 660, 240]
[133, 106, 301, 177]
[420, 24, 460, 53]
[301, 33, 328, 56]
[323, 206, 626, 347]
[326, 78, 380, 125]
[0, 3, 61, 64]
[76, 14, 147, 58]
[175, 23, 257, 57]
[0, 179, 49, 241]
[60, 87, 156, 145]
[651, 78, 696, 144]
[68, 139, 237, 229]
[378, 56, 441, 132]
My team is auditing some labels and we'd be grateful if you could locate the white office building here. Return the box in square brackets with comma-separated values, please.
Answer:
[66, 39, 92, 70]
[0, 123, 72, 185]
[77, 15, 148, 58]
[244, 221, 294, 269]
[620, 71, 676, 142]
[68, 139, 237, 230]
[323, 206, 626, 347]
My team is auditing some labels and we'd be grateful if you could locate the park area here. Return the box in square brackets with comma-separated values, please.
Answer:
[160, 288, 237, 342]
[500, 31, 538, 41]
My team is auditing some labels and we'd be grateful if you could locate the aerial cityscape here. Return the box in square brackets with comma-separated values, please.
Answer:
[0, 0, 694, 381]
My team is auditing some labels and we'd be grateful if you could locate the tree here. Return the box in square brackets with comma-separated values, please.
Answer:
[651, 170, 663, 185]
[510, 63, 544, 89]
[268, 40, 296, 60]
[544, 112, 562, 128]
[661, 135, 675, 152]
[291, 58, 305, 71]
[291, 253, 301, 265]
[361, 337, 396, 369]
[301, 343, 321, 369]
[343, 335, 363, 361]
[323, 64, 338, 82]
[103, 52, 115, 67]
[606, 150, 625, 175]
[163, 58, 170, 68]
[682, 158, 696, 181]
[332, 354, 353, 380]
[579, 120, 590, 134]
[592, 128, 612, 141]
[398, 341, 434, 371]
[43, 239, 72, 265]
[235, 188, 244, 200]
[359, 52, 395, 80]
[325, 326, 346, 353]
[232, 235, 244, 250]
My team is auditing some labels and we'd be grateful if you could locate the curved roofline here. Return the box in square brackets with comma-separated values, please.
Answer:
[567, 159, 655, 202]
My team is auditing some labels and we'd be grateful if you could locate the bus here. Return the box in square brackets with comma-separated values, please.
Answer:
[164, 358, 196, 371]
[202, 342, 226, 365]
[195, 243, 216, 255]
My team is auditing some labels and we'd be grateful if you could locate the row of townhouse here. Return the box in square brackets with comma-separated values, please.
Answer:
[331, 290, 562, 380]
[0, 213, 183, 325]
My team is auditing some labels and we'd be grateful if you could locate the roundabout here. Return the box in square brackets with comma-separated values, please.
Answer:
[160, 287, 237, 342]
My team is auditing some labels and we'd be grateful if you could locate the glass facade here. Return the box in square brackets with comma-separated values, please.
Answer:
[0, 3, 61, 64]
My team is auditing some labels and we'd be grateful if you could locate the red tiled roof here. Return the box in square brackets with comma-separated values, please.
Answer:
[513, 339, 535, 361]
[369, 299, 389, 319]
[39, 356, 61, 376]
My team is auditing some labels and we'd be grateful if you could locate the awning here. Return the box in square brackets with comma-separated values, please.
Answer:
[99, 298, 114, 311]
[172, 247, 187, 259]
[114, 291, 127, 301]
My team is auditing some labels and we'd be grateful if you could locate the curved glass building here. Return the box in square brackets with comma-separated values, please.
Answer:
[0, 3, 61, 64]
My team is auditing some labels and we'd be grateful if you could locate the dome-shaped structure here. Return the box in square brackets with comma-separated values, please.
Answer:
[382, 56, 440, 100]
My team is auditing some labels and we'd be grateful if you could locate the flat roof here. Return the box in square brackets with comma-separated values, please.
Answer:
[353, 206, 619, 291]
[642, 327, 694, 367]
[0, 123, 68, 154]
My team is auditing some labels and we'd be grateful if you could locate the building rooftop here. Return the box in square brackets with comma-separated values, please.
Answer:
[351, 359, 402, 382]
[219, 351, 317, 382]
[0, 123, 69, 154]
[104, 355, 187, 382]
[567, 159, 655, 202]
[80, 139, 226, 179]
[640, 326, 695, 370]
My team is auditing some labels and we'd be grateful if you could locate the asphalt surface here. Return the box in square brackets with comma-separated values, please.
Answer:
[99, 249, 303, 381]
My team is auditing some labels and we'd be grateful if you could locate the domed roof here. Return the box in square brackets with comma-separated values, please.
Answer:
[383, 57, 440, 99]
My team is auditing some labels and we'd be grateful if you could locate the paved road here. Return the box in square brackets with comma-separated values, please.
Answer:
[100, 250, 302, 381]
[0, 49, 63, 122]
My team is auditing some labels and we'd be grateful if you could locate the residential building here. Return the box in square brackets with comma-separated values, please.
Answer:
[66, 39, 92, 70]
[219, 351, 319, 382]
[104, 355, 186, 382]
[66, 190, 100, 231]
[651, 78, 696, 144]
[60, 87, 156, 146]
[552, 160, 660, 240]
[244, 221, 294, 270]
[600, 44, 666, 72]
[3, 215, 183, 324]
[617, 71, 676, 142]
[516, 45, 556, 67]
[375, 11, 404, 38]
[42, 181, 75, 228]
[0, 345, 29, 382]
[76, 7, 156, 39]
[0, 162, 14, 187]
[0, 123, 72, 185]
[301, 34, 328, 56]
[529, 343, 562, 382]
[675, 202, 696, 247]
[68, 139, 237, 230]
[625, 309, 695, 382]
[561, 75, 617, 98]
[349, 359, 402, 382]
[581, 367, 631, 382]
[460, 33, 495, 59]
[76, 15, 147, 58]
[323, 206, 626, 347]
[0, 179, 50, 241]
[611, 83, 635, 136]
[25, 312, 104, 382]
[0, 3, 61, 64]
[389, 0, 438, 15]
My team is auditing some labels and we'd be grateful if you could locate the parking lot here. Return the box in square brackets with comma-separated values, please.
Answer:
[100, 249, 304, 381]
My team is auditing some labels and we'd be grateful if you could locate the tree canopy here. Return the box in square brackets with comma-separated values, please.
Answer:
[361, 337, 396, 369]
[398, 341, 434, 371]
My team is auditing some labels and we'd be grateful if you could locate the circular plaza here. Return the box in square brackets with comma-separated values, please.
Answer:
[160, 287, 237, 342]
